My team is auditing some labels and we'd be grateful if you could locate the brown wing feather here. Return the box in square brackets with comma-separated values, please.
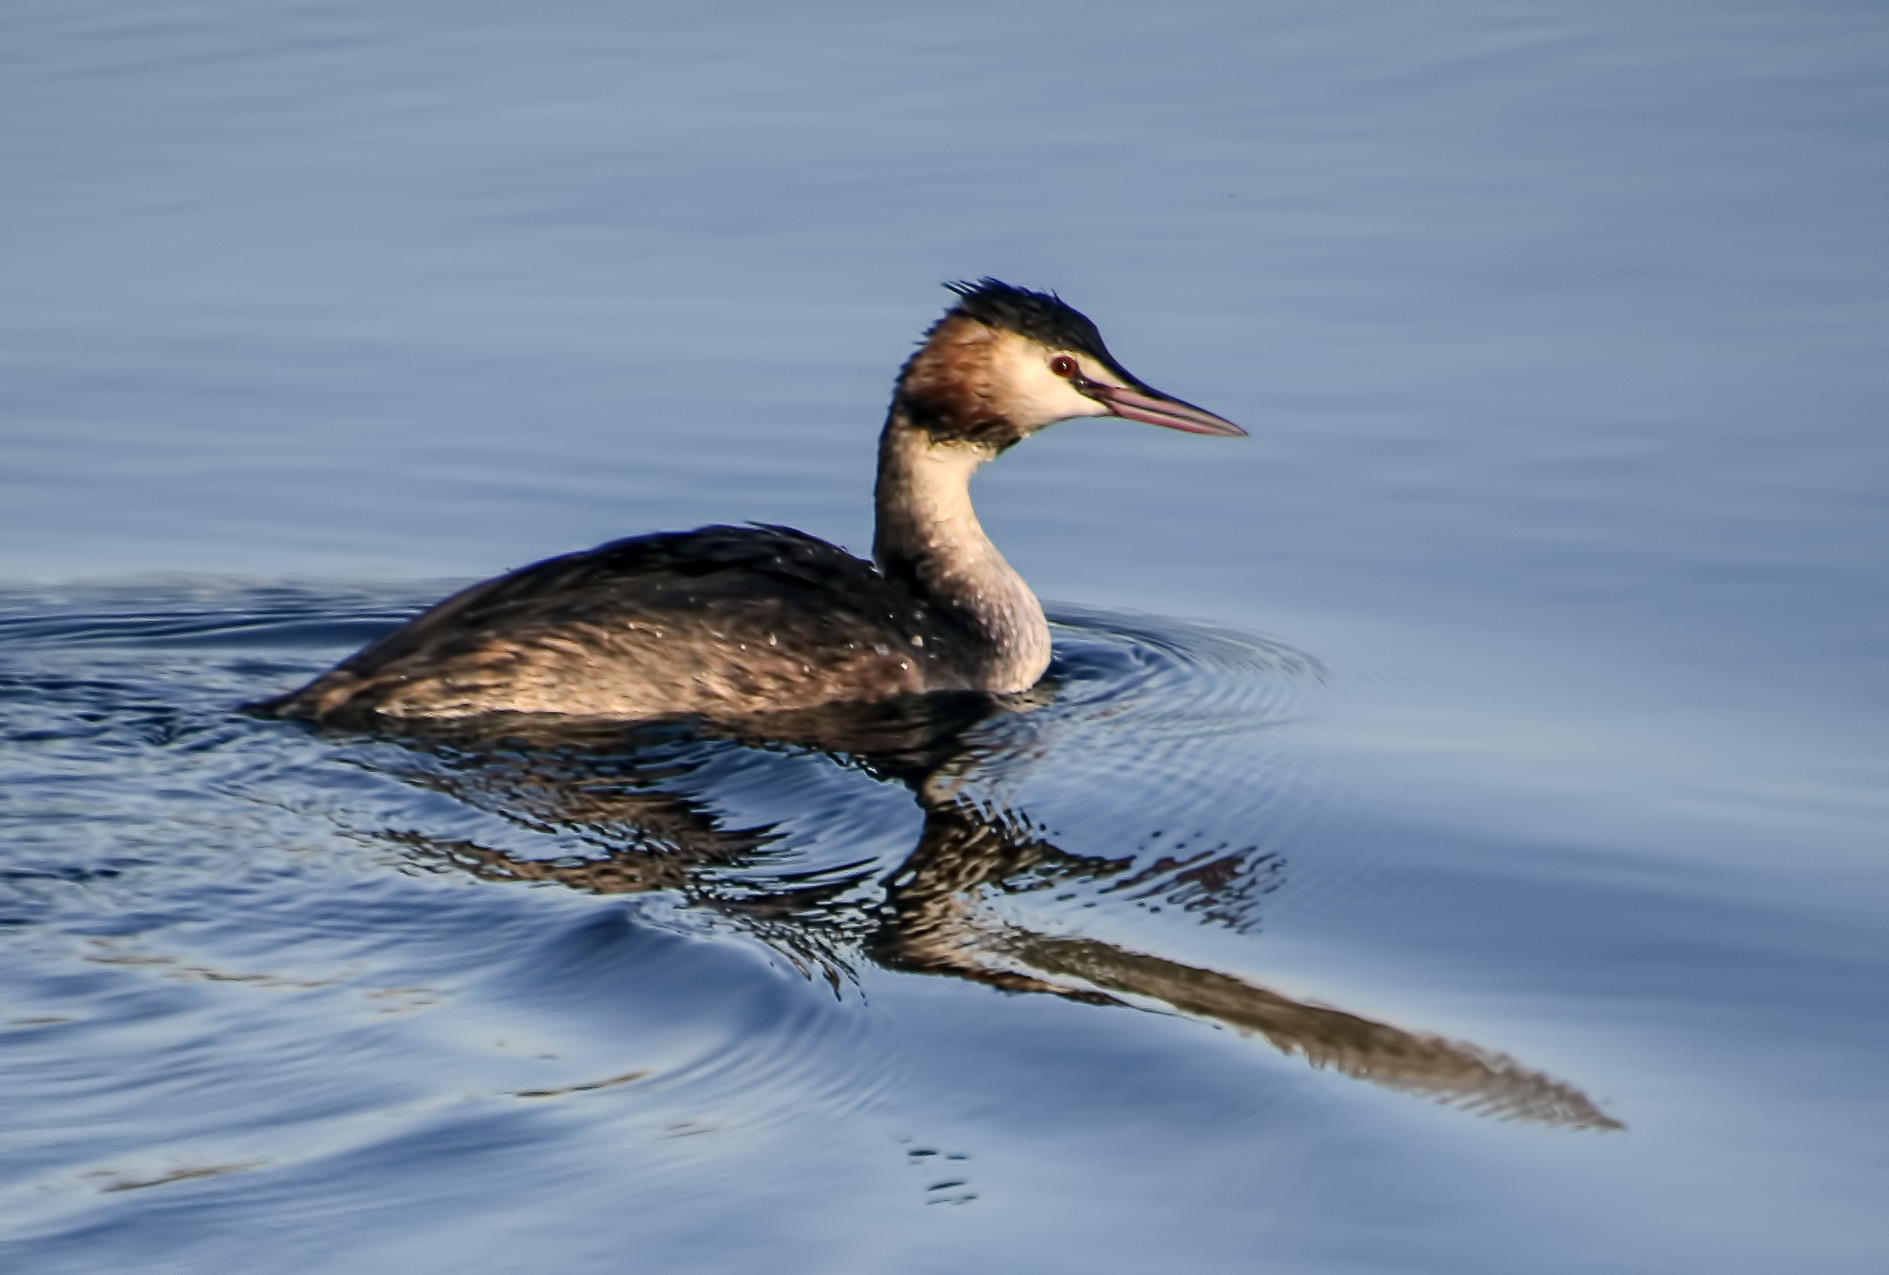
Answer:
[252, 525, 980, 724]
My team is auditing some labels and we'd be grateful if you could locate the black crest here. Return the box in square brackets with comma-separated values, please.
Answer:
[942, 278, 1114, 363]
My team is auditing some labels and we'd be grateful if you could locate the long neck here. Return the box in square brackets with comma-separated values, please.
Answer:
[872, 405, 1050, 692]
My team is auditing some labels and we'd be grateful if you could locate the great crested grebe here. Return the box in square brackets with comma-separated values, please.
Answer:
[250, 280, 1244, 725]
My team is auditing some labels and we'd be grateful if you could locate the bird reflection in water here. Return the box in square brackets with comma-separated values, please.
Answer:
[342, 630, 1620, 1133]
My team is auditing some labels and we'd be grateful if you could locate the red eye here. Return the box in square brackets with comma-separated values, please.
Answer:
[1049, 356, 1078, 378]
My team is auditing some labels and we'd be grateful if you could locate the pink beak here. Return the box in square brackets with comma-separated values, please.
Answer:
[1090, 383, 1246, 437]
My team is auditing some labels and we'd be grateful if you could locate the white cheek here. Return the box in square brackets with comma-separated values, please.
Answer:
[1009, 361, 1108, 426]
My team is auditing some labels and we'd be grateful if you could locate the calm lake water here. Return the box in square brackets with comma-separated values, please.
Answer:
[3, 4, 1885, 1272]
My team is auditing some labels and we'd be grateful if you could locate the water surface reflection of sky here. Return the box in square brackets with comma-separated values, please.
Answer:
[2, 4, 1885, 1272]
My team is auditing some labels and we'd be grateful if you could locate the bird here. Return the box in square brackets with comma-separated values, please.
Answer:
[249, 279, 1244, 727]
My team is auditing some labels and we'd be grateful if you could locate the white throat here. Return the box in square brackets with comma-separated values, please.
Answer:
[873, 423, 1051, 692]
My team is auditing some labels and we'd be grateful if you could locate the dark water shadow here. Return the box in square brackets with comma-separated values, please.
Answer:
[274, 610, 1620, 1132]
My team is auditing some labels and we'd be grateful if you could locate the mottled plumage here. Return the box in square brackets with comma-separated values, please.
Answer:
[256, 525, 983, 724]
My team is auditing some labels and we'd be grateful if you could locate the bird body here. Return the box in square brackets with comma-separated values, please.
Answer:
[252, 280, 1243, 726]
[267, 524, 988, 722]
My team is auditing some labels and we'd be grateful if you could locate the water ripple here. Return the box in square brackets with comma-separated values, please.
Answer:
[0, 579, 1620, 1251]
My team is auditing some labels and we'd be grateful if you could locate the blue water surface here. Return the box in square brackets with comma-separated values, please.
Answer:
[2, 4, 1885, 1272]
